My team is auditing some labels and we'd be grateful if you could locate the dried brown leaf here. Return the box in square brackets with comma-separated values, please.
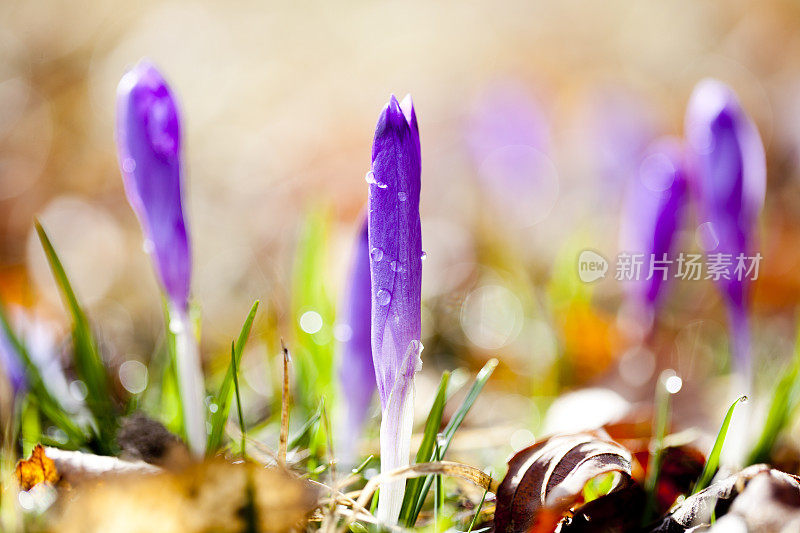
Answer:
[494, 431, 633, 533]
[47, 459, 318, 533]
[651, 464, 800, 532]
[15, 444, 60, 490]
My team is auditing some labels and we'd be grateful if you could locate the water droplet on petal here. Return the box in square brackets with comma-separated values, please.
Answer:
[365, 170, 376, 184]
[420, 251, 427, 261]
[370, 247, 384, 262]
[390, 260, 404, 272]
[376, 180, 388, 189]
[122, 158, 136, 173]
[377, 289, 391, 306]
[143, 239, 155, 254]
[398, 191, 407, 201]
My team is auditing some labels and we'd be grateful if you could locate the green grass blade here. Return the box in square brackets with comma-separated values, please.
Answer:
[289, 405, 323, 451]
[407, 359, 498, 526]
[693, 395, 747, 494]
[291, 210, 335, 410]
[207, 300, 259, 454]
[643, 371, 676, 524]
[231, 342, 246, 456]
[0, 297, 86, 445]
[400, 371, 450, 525]
[466, 487, 489, 533]
[34, 221, 116, 449]
[748, 323, 800, 465]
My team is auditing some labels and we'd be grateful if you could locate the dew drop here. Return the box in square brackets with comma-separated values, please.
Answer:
[370, 247, 384, 262]
[365, 170, 376, 184]
[390, 260, 404, 272]
[398, 191, 407, 201]
[376, 180, 388, 189]
[122, 158, 136, 173]
[420, 251, 427, 261]
[377, 289, 391, 306]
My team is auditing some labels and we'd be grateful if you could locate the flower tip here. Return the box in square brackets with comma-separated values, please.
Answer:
[687, 79, 738, 124]
[399, 94, 415, 124]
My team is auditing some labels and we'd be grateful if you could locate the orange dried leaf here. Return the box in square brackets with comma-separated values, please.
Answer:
[15, 444, 60, 490]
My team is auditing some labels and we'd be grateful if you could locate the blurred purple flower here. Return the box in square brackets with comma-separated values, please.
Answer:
[368, 94, 423, 524]
[336, 218, 375, 464]
[116, 60, 191, 311]
[116, 61, 205, 454]
[685, 79, 766, 378]
[466, 81, 557, 226]
[619, 138, 688, 327]
[585, 85, 660, 188]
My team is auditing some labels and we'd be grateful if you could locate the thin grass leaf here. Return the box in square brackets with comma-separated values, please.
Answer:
[158, 298, 186, 437]
[748, 323, 800, 465]
[0, 298, 85, 446]
[466, 487, 489, 533]
[643, 371, 677, 524]
[693, 395, 747, 494]
[207, 300, 259, 453]
[400, 371, 450, 525]
[289, 405, 323, 451]
[231, 342, 246, 456]
[351, 455, 374, 476]
[34, 221, 116, 450]
[407, 359, 498, 526]
[279, 339, 290, 465]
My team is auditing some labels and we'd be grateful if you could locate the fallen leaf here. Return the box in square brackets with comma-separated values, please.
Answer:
[560, 483, 646, 532]
[47, 459, 318, 533]
[45, 447, 160, 485]
[651, 464, 800, 532]
[493, 431, 633, 533]
[15, 444, 60, 490]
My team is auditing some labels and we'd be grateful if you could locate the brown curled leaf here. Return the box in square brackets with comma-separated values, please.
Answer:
[494, 431, 633, 533]
[15, 444, 60, 490]
[650, 464, 800, 532]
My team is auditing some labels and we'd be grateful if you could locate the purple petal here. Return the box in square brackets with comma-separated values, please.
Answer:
[116, 60, 191, 310]
[368, 94, 423, 410]
[619, 137, 688, 309]
[337, 218, 376, 458]
[0, 324, 26, 395]
[465, 82, 556, 225]
[685, 79, 766, 309]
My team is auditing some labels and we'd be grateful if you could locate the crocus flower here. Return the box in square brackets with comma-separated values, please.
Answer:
[368, 94, 423, 524]
[585, 85, 659, 189]
[465, 81, 556, 227]
[336, 218, 375, 465]
[116, 60, 206, 455]
[685, 79, 766, 385]
[619, 138, 688, 330]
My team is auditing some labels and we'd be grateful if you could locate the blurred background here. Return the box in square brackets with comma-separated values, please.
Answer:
[2, 0, 800, 465]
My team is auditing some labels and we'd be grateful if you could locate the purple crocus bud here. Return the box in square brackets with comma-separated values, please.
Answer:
[116, 61, 205, 455]
[685, 79, 766, 382]
[368, 94, 423, 524]
[336, 218, 376, 465]
[619, 138, 688, 330]
[116, 60, 191, 311]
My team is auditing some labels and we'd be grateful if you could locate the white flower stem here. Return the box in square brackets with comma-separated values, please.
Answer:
[169, 304, 207, 456]
[376, 379, 415, 525]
